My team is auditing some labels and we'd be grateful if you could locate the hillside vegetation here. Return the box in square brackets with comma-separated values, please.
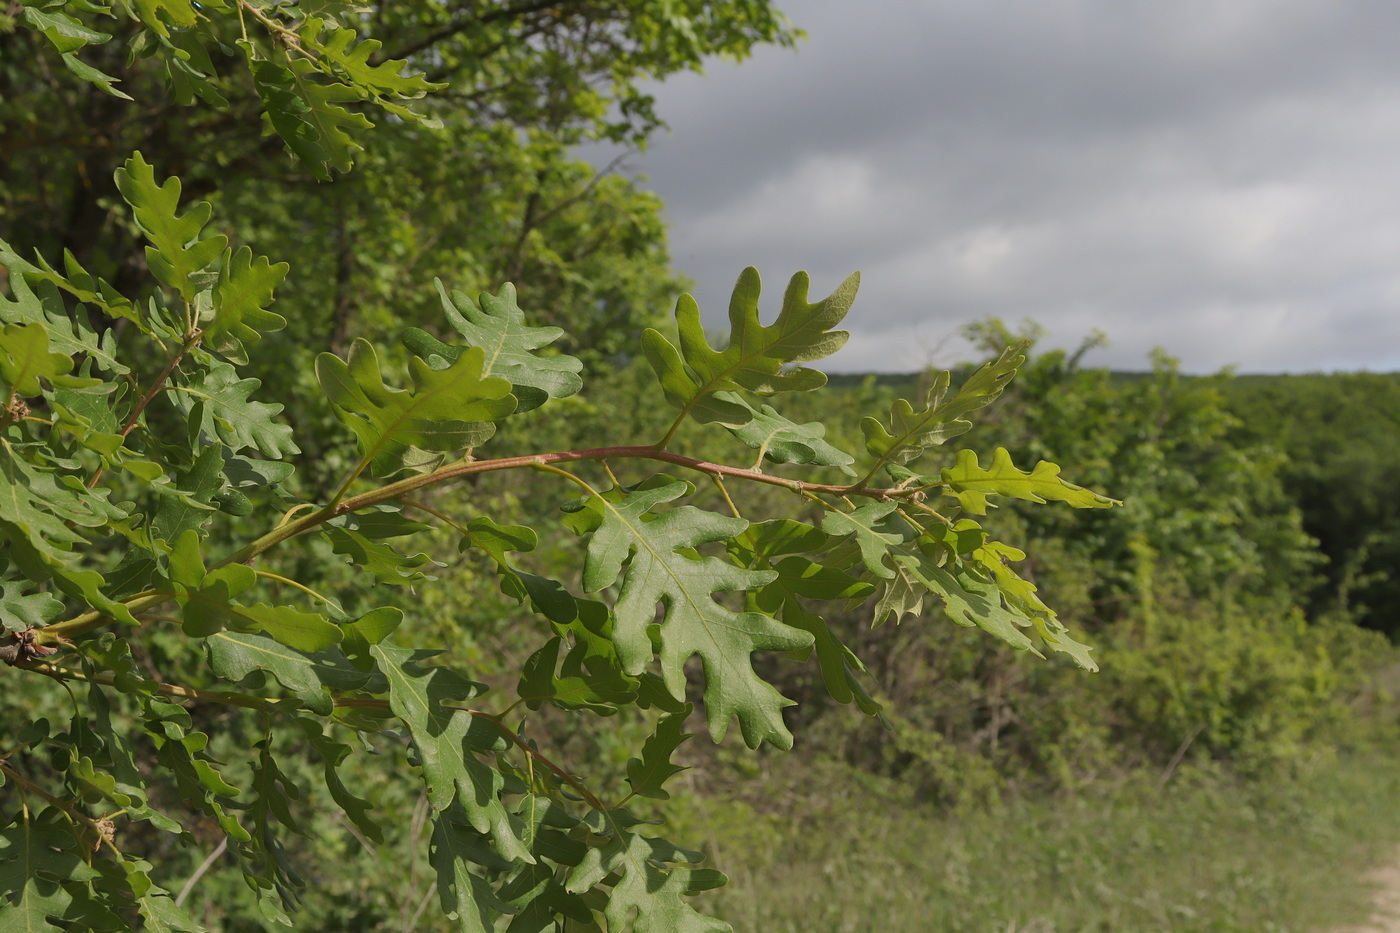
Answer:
[3, 3, 1399, 929]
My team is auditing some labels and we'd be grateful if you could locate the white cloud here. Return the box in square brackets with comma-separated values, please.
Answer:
[595, 0, 1400, 373]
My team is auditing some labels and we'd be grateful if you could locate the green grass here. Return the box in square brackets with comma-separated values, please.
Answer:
[668, 750, 1400, 932]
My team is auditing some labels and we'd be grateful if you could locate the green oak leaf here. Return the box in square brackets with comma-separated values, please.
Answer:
[60, 51, 132, 99]
[578, 479, 810, 748]
[517, 636, 637, 715]
[114, 153, 225, 301]
[753, 556, 879, 713]
[165, 530, 341, 650]
[106, 444, 223, 597]
[643, 267, 859, 427]
[316, 338, 515, 478]
[861, 342, 1026, 467]
[205, 631, 375, 715]
[719, 393, 856, 473]
[0, 323, 74, 400]
[322, 525, 436, 585]
[371, 643, 531, 861]
[893, 552, 1035, 654]
[0, 816, 100, 897]
[460, 516, 537, 602]
[170, 360, 299, 459]
[135, 888, 201, 933]
[0, 582, 63, 633]
[565, 824, 727, 933]
[302, 18, 444, 99]
[461, 516, 537, 564]
[239, 738, 307, 919]
[0, 455, 136, 625]
[403, 281, 583, 413]
[625, 706, 694, 800]
[339, 605, 403, 670]
[83, 678, 183, 834]
[19, 7, 110, 54]
[740, 518, 830, 556]
[132, 0, 198, 37]
[297, 718, 384, 845]
[941, 447, 1120, 514]
[49, 382, 125, 458]
[207, 247, 289, 364]
[871, 554, 928, 626]
[820, 502, 908, 579]
[143, 699, 249, 843]
[429, 807, 517, 933]
[0, 270, 127, 373]
[496, 799, 592, 930]
[248, 54, 373, 181]
[972, 541, 1097, 670]
[0, 879, 73, 932]
[516, 572, 662, 716]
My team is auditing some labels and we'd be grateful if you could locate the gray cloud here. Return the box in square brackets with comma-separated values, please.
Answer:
[591, 0, 1400, 373]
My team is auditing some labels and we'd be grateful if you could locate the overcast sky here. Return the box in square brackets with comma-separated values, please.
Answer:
[588, 0, 1400, 374]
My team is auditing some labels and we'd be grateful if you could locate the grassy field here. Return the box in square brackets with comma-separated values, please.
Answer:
[666, 749, 1400, 933]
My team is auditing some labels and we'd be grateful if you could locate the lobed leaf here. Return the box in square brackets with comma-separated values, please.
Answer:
[973, 541, 1097, 670]
[517, 635, 637, 715]
[144, 699, 249, 843]
[0, 268, 128, 373]
[301, 17, 444, 100]
[170, 360, 299, 459]
[643, 268, 858, 429]
[577, 479, 811, 748]
[297, 718, 384, 846]
[371, 643, 531, 861]
[19, 7, 111, 54]
[429, 807, 516, 933]
[892, 553, 1035, 653]
[861, 343, 1026, 468]
[206, 631, 375, 715]
[751, 556, 880, 714]
[317, 339, 515, 479]
[248, 54, 373, 181]
[941, 447, 1120, 515]
[132, 0, 198, 38]
[207, 247, 289, 364]
[322, 524, 436, 585]
[114, 153, 226, 301]
[820, 502, 908, 579]
[564, 821, 728, 933]
[164, 531, 341, 650]
[0, 456, 137, 625]
[0, 324, 74, 402]
[403, 281, 583, 413]
[720, 393, 856, 472]
[625, 707, 694, 800]
[61, 51, 132, 99]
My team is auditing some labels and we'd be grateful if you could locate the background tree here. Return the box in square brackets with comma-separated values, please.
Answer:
[1, 1, 797, 369]
[0, 6, 1126, 929]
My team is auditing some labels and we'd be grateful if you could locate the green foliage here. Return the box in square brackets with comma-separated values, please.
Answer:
[403, 282, 584, 414]
[15, 6, 1382, 929]
[860, 343, 1022, 470]
[0, 147, 1116, 927]
[0, 0, 798, 424]
[643, 267, 857, 430]
[1221, 372, 1400, 635]
[316, 340, 515, 481]
[940, 447, 1120, 515]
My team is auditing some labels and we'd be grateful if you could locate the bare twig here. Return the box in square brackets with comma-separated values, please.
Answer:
[174, 837, 228, 907]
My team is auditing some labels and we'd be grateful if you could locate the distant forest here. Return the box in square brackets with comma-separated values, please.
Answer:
[830, 367, 1400, 637]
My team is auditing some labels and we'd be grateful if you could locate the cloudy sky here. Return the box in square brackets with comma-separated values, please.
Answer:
[589, 0, 1400, 374]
